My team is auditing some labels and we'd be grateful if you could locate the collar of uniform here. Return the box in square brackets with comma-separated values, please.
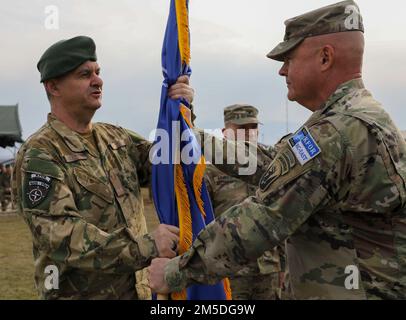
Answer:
[304, 78, 365, 127]
[47, 113, 96, 156]
[321, 78, 365, 114]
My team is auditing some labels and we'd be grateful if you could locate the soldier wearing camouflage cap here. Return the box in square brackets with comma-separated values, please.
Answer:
[150, 0, 406, 300]
[267, 0, 364, 61]
[205, 104, 283, 300]
[224, 104, 260, 124]
[12, 36, 195, 299]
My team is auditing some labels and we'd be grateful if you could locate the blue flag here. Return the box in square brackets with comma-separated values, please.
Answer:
[151, 0, 231, 300]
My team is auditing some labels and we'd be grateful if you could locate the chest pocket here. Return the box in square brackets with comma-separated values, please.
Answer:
[73, 167, 114, 226]
[73, 167, 114, 203]
[108, 140, 139, 194]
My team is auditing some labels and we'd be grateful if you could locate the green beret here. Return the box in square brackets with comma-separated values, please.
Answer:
[267, 0, 364, 61]
[37, 36, 97, 82]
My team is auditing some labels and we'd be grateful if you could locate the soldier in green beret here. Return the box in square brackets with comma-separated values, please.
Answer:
[12, 36, 194, 299]
[205, 104, 284, 300]
[149, 0, 406, 300]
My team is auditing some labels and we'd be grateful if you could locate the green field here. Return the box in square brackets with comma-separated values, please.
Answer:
[0, 214, 37, 299]
[0, 188, 160, 300]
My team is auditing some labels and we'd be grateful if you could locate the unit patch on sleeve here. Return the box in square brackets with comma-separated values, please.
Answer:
[288, 126, 321, 165]
[259, 148, 296, 192]
[26, 173, 53, 208]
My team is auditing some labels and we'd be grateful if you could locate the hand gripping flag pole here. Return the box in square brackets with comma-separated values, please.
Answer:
[151, 0, 231, 300]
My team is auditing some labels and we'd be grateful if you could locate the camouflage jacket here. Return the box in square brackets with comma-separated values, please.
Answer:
[12, 114, 156, 299]
[205, 164, 258, 217]
[204, 164, 281, 275]
[165, 79, 406, 300]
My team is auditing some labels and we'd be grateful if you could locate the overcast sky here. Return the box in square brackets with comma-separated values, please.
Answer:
[1, 0, 406, 161]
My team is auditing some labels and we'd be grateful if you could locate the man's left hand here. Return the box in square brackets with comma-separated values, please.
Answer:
[168, 75, 194, 104]
[148, 258, 171, 294]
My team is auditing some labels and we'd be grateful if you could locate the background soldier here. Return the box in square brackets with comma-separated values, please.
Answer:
[149, 0, 406, 300]
[0, 164, 12, 212]
[205, 104, 282, 300]
[12, 36, 194, 299]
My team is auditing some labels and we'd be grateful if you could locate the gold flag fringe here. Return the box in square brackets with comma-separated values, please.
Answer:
[172, 163, 192, 300]
[171, 0, 231, 301]
[175, 0, 191, 65]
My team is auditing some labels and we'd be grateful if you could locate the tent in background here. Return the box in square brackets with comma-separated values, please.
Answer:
[0, 104, 23, 148]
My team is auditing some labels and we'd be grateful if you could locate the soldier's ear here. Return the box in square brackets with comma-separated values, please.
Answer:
[44, 80, 61, 99]
[320, 45, 335, 71]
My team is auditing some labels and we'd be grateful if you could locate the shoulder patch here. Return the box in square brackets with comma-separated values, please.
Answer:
[259, 149, 296, 191]
[26, 173, 53, 208]
[288, 126, 321, 165]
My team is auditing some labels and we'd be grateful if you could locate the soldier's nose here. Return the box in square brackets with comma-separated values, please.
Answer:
[92, 74, 103, 88]
[279, 62, 288, 77]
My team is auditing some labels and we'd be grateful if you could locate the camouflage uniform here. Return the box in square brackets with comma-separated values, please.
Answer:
[164, 78, 406, 299]
[204, 104, 282, 300]
[12, 114, 156, 299]
[205, 164, 281, 300]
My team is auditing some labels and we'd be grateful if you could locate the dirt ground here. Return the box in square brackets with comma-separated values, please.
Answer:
[0, 188, 160, 300]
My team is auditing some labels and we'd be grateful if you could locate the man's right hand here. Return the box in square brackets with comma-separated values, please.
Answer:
[151, 224, 180, 258]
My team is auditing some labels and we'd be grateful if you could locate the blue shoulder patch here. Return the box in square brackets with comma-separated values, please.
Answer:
[288, 126, 321, 165]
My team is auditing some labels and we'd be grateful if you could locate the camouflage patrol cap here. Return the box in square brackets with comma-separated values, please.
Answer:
[224, 104, 262, 126]
[37, 36, 97, 82]
[267, 0, 364, 61]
